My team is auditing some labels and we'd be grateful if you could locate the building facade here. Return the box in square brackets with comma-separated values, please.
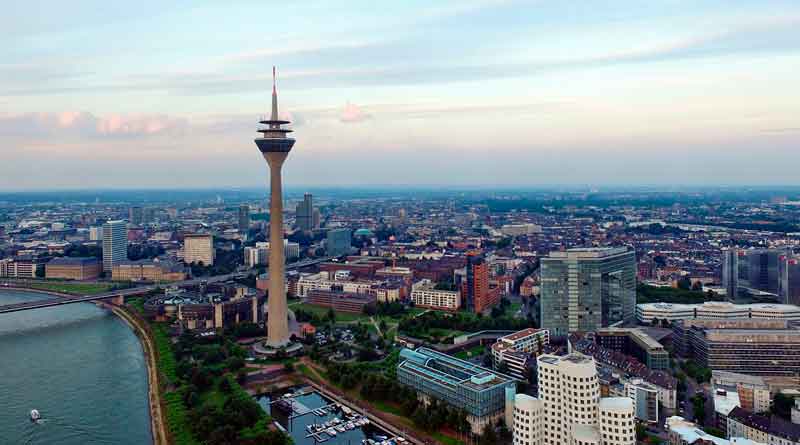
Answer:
[183, 233, 215, 266]
[491, 328, 550, 380]
[535, 353, 635, 445]
[637, 301, 800, 324]
[102, 220, 128, 272]
[411, 279, 461, 311]
[674, 319, 800, 376]
[112, 260, 187, 282]
[326, 228, 352, 257]
[540, 247, 636, 337]
[397, 347, 516, 434]
[45, 257, 101, 280]
[462, 252, 501, 314]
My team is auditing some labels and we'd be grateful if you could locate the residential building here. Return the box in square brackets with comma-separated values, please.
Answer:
[666, 416, 761, 445]
[326, 228, 351, 257]
[624, 378, 660, 423]
[711, 372, 771, 414]
[244, 245, 268, 268]
[102, 220, 128, 272]
[183, 233, 214, 266]
[491, 328, 550, 380]
[0, 257, 43, 278]
[728, 407, 800, 445]
[595, 328, 669, 370]
[397, 347, 516, 434]
[45, 257, 101, 280]
[89, 226, 102, 241]
[462, 252, 501, 314]
[540, 247, 636, 337]
[501, 224, 542, 237]
[410, 279, 461, 311]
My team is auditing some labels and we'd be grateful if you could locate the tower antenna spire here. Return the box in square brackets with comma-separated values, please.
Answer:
[270, 66, 278, 122]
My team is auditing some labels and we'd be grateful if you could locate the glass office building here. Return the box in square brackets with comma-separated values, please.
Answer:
[397, 347, 516, 433]
[540, 247, 636, 337]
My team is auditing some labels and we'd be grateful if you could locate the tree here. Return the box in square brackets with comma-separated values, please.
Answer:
[772, 393, 795, 419]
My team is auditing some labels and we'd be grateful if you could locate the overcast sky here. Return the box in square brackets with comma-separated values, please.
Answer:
[1, 0, 799, 190]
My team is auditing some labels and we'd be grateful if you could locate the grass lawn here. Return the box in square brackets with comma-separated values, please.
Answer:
[433, 432, 465, 445]
[28, 281, 113, 295]
[453, 344, 486, 360]
[290, 302, 369, 323]
[372, 399, 404, 416]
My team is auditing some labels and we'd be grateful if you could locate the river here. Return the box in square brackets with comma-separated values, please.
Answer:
[0, 289, 153, 444]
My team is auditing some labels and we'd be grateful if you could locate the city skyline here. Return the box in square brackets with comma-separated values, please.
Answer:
[2, 0, 800, 189]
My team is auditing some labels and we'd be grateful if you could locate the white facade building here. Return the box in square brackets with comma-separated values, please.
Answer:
[410, 279, 461, 310]
[102, 220, 128, 272]
[183, 233, 215, 266]
[636, 302, 800, 324]
[529, 353, 635, 445]
[492, 328, 550, 380]
[512, 394, 544, 445]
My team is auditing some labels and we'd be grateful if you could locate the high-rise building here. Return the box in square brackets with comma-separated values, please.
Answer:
[726, 248, 788, 301]
[89, 226, 102, 241]
[295, 193, 316, 231]
[540, 247, 636, 337]
[722, 248, 739, 299]
[183, 234, 215, 266]
[326, 228, 351, 257]
[244, 245, 268, 268]
[522, 353, 635, 445]
[238, 204, 250, 232]
[462, 252, 501, 313]
[255, 67, 295, 348]
[102, 220, 128, 272]
[129, 206, 143, 226]
[779, 255, 800, 306]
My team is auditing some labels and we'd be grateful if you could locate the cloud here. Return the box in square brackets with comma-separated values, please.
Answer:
[339, 102, 371, 123]
[0, 112, 188, 138]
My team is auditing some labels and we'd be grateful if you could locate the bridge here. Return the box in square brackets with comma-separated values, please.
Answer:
[0, 256, 331, 315]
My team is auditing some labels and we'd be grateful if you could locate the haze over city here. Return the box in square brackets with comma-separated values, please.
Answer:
[2, 0, 799, 189]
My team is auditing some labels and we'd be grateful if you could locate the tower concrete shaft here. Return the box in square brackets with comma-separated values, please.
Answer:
[264, 152, 289, 347]
[255, 66, 295, 348]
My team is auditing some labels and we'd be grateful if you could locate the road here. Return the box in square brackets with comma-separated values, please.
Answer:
[0, 256, 332, 314]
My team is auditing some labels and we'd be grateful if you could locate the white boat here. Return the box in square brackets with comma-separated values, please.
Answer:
[336, 425, 346, 433]
[30, 410, 41, 421]
[326, 428, 337, 436]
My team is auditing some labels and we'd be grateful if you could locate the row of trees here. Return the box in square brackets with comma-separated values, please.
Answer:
[399, 309, 535, 341]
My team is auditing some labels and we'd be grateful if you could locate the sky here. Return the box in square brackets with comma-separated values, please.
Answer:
[1, 0, 799, 190]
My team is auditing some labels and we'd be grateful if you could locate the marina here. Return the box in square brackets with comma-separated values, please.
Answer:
[257, 387, 408, 445]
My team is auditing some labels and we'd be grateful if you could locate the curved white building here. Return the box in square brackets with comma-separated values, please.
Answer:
[598, 398, 635, 445]
[530, 353, 633, 445]
[512, 394, 543, 445]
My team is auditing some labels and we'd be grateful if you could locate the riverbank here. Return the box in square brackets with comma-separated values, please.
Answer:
[108, 303, 169, 445]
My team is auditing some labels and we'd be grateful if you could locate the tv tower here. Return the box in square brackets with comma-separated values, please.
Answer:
[255, 67, 295, 348]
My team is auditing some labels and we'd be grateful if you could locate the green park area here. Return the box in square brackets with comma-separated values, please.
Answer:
[27, 281, 114, 296]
